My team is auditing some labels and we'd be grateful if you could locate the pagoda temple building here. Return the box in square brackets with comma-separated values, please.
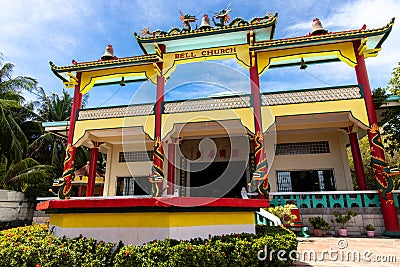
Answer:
[37, 10, 400, 244]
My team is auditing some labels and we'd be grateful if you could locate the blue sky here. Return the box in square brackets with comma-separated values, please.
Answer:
[1, 0, 399, 108]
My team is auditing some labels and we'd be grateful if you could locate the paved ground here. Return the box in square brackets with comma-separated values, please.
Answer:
[294, 237, 400, 267]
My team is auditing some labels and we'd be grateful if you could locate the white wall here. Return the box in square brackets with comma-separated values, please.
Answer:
[103, 131, 353, 196]
[269, 131, 353, 192]
[0, 190, 34, 225]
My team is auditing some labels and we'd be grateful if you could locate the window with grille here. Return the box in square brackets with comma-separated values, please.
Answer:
[276, 169, 335, 192]
[116, 176, 151, 196]
[119, 151, 153, 162]
[275, 141, 330, 155]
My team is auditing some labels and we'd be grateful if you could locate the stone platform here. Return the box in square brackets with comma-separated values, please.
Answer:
[36, 197, 268, 245]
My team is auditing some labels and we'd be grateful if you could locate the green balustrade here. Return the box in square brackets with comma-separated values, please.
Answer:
[311, 195, 327, 208]
[295, 195, 311, 208]
[328, 194, 345, 208]
[345, 194, 363, 207]
[363, 193, 381, 207]
[270, 191, 395, 209]
[393, 193, 399, 208]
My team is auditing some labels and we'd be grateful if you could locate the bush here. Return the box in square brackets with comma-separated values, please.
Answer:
[0, 224, 117, 267]
[0, 224, 298, 267]
[267, 204, 297, 226]
[308, 216, 330, 230]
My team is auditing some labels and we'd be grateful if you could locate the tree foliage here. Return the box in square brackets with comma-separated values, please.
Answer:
[378, 63, 400, 154]
[0, 54, 54, 198]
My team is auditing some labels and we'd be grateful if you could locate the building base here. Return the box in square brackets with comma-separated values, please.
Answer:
[37, 197, 268, 245]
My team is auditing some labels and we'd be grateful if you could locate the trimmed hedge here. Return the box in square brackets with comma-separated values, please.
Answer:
[0, 224, 297, 267]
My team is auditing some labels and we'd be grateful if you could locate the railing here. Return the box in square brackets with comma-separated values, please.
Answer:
[269, 190, 400, 208]
[76, 85, 362, 120]
[77, 104, 154, 120]
[163, 95, 251, 113]
[261, 85, 362, 106]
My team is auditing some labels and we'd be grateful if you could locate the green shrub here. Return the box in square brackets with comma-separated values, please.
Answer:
[0, 224, 117, 267]
[1, 224, 298, 267]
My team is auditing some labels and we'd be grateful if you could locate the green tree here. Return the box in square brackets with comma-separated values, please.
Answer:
[379, 63, 400, 154]
[27, 87, 91, 176]
[0, 55, 37, 161]
[0, 155, 54, 200]
[0, 54, 54, 198]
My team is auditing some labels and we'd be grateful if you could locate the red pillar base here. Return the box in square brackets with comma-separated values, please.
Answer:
[86, 147, 99, 197]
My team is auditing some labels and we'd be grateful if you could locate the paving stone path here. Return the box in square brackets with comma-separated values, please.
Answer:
[294, 237, 400, 267]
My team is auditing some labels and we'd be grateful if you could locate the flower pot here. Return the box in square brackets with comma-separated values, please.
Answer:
[338, 228, 347, 237]
[367, 230, 375, 237]
[313, 229, 323, 237]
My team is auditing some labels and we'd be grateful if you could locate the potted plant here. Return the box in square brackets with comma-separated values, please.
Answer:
[365, 224, 375, 237]
[308, 216, 330, 237]
[331, 210, 358, 237]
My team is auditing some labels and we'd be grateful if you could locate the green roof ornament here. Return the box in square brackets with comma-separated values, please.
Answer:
[179, 10, 197, 32]
[212, 3, 231, 27]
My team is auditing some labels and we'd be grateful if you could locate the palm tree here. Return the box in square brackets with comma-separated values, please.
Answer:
[0, 54, 37, 162]
[0, 155, 54, 200]
[28, 87, 89, 176]
[0, 54, 54, 199]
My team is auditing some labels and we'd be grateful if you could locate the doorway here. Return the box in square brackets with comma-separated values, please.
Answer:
[189, 161, 247, 198]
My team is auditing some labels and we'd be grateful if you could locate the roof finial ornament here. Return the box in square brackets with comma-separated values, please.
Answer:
[141, 27, 150, 37]
[101, 44, 118, 61]
[310, 18, 328, 35]
[199, 14, 212, 30]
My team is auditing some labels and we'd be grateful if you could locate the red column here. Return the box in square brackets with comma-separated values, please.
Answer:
[99, 185, 104, 196]
[354, 41, 400, 236]
[67, 72, 83, 146]
[150, 44, 166, 197]
[78, 185, 83, 197]
[348, 131, 367, 190]
[86, 146, 99, 197]
[249, 50, 269, 199]
[58, 73, 82, 199]
[167, 142, 176, 195]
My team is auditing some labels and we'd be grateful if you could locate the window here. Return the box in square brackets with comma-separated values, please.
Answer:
[119, 151, 153, 162]
[276, 169, 335, 192]
[116, 176, 151, 196]
[275, 141, 330, 155]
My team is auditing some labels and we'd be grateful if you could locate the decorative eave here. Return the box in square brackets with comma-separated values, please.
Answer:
[50, 54, 159, 76]
[251, 18, 394, 73]
[135, 15, 278, 54]
[49, 54, 161, 91]
[251, 18, 394, 52]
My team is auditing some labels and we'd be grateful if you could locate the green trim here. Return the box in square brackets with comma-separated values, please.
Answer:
[50, 63, 68, 83]
[42, 121, 69, 127]
[136, 19, 277, 44]
[358, 84, 365, 98]
[375, 18, 395, 48]
[383, 230, 400, 237]
[134, 32, 149, 55]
